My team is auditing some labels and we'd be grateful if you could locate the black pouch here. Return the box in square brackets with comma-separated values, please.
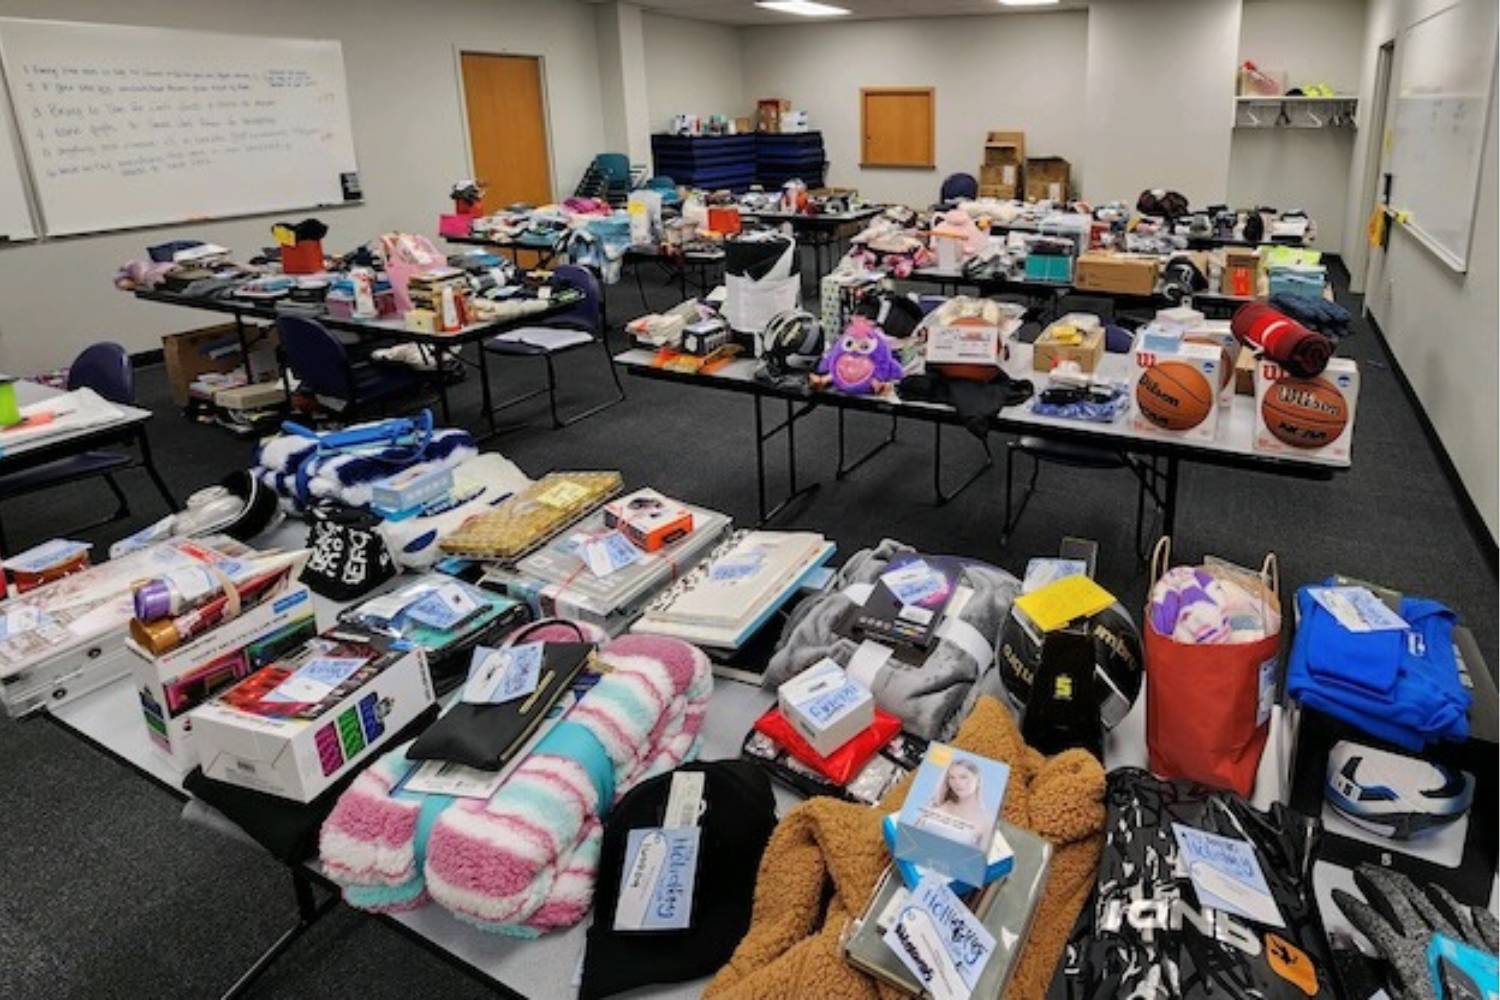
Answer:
[299, 503, 396, 601]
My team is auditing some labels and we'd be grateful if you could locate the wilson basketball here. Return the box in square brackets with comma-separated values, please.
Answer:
[1261, 376, 1349, 448]
[1185, 336, 1233, 392]
[1136, 360, 1214, 430]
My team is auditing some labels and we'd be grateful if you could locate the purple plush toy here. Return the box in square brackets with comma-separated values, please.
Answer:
[810, 315, 904, 395]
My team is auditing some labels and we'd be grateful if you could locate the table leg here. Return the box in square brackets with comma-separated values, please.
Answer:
[932, 423, 993, 505]
[135, 426, 179, 512]
[219, 869, 337, 1000]
[477, 341, 496, 437]
[233, 313, 253, 382]
[679, 258, 689, 301]
[836, 409, 899, 479]
[434, 345, 453, 424]
[1162, 455, 1180, 538]
[754, 397, 769, 523]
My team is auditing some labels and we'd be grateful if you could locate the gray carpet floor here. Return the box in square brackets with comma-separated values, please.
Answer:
[0, 262, 1493, 999]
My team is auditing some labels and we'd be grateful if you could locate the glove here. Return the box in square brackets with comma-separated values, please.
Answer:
[1269, 291, 1353, 339]
[1332, 865, 1499, 1000]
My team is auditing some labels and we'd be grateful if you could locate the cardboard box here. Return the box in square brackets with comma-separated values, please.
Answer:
[1074, 253, 1159, 296]
[757, 98, 790, 133]
[1222, 248, 1261, 296]
[1130, 341, 1223, 443]
[1182, 319, 1238, 406]
[162, 325, 277, 408]
[778, 658, 874, 758]
[892, 743, 1010, 886]
[130, 583, 318, 767]
[1234, 343, 1256, 396]
[192, 627, 435, 802]
[928, 315, 1004, 373]
[1024, 157, 1070, 202]
[213, 382, 286, 412]
[1033, 314, 1105, 373]
[1253, 357, 1359, 464]
[981, 131, 1025, 199]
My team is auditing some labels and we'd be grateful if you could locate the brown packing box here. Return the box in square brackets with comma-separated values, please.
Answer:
[161, 324, 278, 407]
[757, 98, 790, 133]
[1033, 324, 1104, 374]
[734, 116, 753, 134]
[1235, 343, 1256, 396]
[981, 131, 1025, 199]
[1222, 247, 1261, 295]
[1024, 156, 1070, 202]
[1073, 253, 1159, 296]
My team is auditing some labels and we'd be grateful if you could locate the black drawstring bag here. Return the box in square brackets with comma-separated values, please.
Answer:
[299, 503, 396, 601]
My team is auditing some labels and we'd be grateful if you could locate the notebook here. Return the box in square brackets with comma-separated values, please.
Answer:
[842, 821, 1052, 998]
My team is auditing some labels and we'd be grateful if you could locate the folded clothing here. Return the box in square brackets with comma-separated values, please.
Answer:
[705, 696, 1106, 1000]
[319, 627, 713, 936]
[1287, 584, 1469, 750]
[764, 539, 1021, 741]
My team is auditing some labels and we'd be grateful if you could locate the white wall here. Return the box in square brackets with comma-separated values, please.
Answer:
[1084, 0, 1243, 205]
[642, 11, 746, 133]
[1229, 0, 1365, 250]
[0, 0, 608, 373]
[1345, 0, 1498, 536]
[739, 11, 1090, 208]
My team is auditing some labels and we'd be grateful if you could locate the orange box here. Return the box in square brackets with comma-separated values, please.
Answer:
[706, 206, 742, 236]
[280, 240, 323, 275]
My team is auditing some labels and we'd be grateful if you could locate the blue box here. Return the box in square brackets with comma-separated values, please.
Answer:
[1024, 253, 1073, 284]
[882, 813, 1014, 894]
[892, 743, 1010, 886]
[371, 466, 453, 519]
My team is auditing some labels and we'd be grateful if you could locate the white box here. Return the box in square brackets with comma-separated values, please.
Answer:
[1155, 306, 1205, 329]
[129, 582, 319, 767]
[0, 538, 250, 717]
[778, 657, 874, 758]
[1130, 341, 1223, 443]
[192, 627, 435, 802]
[1183, 320, 1238, 406]
[1253, 357, 1359, 464]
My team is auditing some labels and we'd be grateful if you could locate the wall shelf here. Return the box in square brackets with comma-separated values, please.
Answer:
[1233, 95, 1358, 130]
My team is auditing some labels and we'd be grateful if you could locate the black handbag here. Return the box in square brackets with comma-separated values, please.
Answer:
[407, 620, 597, 770]
[299, 503, 396, 601]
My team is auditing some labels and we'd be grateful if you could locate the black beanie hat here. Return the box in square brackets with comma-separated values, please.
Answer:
[579, 760, 776, 1000]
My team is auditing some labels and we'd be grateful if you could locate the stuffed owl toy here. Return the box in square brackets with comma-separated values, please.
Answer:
[810, 315, 904, 395]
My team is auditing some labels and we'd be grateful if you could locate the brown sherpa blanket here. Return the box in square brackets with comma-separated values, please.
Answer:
[705, 696, 1106, 1000]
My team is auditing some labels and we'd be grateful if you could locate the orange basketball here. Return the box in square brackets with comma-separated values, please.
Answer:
[1136, 360, 1214, 431]
[1262, 376, 1348, 448]
[1185, 336, 1233, 392]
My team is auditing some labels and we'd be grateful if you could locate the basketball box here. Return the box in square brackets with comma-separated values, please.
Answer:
[191, 626, 434, 802]
[128, 583, 319, 768]
[1182, 320, 1238, 406]
[1254, 357, 1358, 464]
[1130, 341, 1222, 443]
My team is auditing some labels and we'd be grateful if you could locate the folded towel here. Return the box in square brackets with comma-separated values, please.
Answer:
[252, 419, 476, 511]
[319, 627, 713, 936]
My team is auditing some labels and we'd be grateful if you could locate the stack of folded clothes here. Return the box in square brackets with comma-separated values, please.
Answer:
[1286, 580, 1471, 750]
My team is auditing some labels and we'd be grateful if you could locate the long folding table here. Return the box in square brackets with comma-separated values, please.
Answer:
[614, 340, 1347, 531]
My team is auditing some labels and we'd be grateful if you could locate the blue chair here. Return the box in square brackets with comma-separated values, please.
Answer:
[0, 343, 146, 548]
[940, 172, 979, 202]
[276, 315, 425, 421]
[594, 153, 632, 206]
[480, 264, 625, 429]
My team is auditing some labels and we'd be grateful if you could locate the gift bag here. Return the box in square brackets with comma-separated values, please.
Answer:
[1144, 537, 1280, 796]
[380, 232, 447, 314]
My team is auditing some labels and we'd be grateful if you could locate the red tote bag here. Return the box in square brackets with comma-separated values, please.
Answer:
[1144, 538, 1281, 797]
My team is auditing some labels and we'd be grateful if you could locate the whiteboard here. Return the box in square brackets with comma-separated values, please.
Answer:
[0, 18, 360, 236]
[0, 66, 34, 241]
[1387, 0, 1498, 272]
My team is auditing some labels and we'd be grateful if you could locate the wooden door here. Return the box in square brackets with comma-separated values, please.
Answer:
[460, 53, 552, 207]
[860, 88, 935, 168]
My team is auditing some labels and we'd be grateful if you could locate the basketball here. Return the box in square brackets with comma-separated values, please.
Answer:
[1136, 360, 1214, 430]
[1185, 336, 1233, 392]
[1262, 376, 1349, 448]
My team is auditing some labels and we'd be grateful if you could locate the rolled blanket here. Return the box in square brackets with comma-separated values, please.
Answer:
[319, 627, 713, 936]
[251, 418, 476, 510]
[764, 539, 1020, 740]
[1231, 301, 1333, 378]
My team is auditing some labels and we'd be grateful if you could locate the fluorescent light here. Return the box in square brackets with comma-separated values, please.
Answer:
[998, 0, 1060, 6]
[755, 1, 851, 16]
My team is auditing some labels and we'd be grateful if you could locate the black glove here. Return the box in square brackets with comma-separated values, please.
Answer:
[1332, 865, 1498, 1000]
[1269, 291, 1353, 339]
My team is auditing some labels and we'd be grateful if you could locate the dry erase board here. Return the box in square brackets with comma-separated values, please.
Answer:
[1387, 0, 1498, 272]
[0, 18, 360, 237]
[0, 78, 34, 241]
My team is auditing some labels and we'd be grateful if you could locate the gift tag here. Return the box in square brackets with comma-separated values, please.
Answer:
[912, 875, 997, 993]
[881, 560, 945, 606]
[536, 480, 590, 509]
[462, 642, 543, 705]
[709, 544, 767, 581]
[613, 827, 700, 931]
[1307, 586, 1409, 633]
[1171, 823, 1284, 928]
[264, 656, 369, 704]
[582, 531, 642, 578]
[0, 605, 44, 639]
[405, 582, 481, 630]
[883, 882, 977, 1000]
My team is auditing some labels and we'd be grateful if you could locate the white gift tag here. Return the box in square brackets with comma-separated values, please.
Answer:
[1307, 586, 1408, 633]
[264, 656, 368, 704]
[462, 643, 543, 705]
[613, 827, 700, 931]
[582, 530, 642, 578]
[884, 900, 971, 1000]
[1171, 823, 1284, 928]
